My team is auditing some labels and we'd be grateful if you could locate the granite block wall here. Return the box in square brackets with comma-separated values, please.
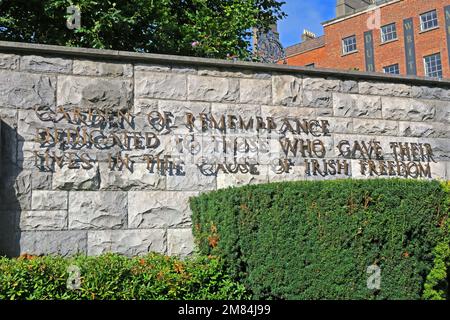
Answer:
[0, 42, 449, 257]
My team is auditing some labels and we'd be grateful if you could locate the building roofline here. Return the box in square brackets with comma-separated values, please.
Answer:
[285, 35, 326, 58]
[285, 43, 325, 58]
[0, 40, 449, 87]
[322, 0, 402, 27]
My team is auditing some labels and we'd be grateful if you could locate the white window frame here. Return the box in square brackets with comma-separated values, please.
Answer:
[381, 23, 397, 43]
[342, 35, 357, 54]
[420, 10, 438, 31]
[423, 53, 443, 78]
[383, 64, 400, 75]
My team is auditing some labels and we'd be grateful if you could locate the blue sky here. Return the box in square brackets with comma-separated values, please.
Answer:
[278, 0, 336, 48]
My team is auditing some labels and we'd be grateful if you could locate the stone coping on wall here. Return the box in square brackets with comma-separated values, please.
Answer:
[1, 40, 450, 87]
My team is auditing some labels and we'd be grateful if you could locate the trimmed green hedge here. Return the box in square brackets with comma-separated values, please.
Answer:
[191, 179, 449, 300]
[0, 253, 248, 300]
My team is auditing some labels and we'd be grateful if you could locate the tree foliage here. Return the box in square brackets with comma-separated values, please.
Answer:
[0, 0, 286, 59]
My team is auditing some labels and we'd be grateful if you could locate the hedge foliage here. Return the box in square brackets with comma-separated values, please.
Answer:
[191, 179, 449, 300]
[0, 253, 248, 300]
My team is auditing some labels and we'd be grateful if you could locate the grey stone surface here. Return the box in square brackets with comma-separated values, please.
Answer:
[303, 77, 340, 91]
[157, 100, 210, 134]
[166, 165, 216, 191]
[32, 190, 68, 210]
[333, 93, 382, 118]
[382, 97, 436, 121]
[188, 75, 239, 102]
[198, 67, 270, 79]
[68, 191, 127, 230]
[99, 162, 165, 190]
[302, 90, 332, 108]
[88, 229, 166, 256]
[353, 119, 398, 135]
[135, 71, 187, 100]
[240, 79, 271, 104]
[359, 81, 411, 97]
[21, 55, 72, 73]
[167, 229, 194, 258]
[128, 191, 197, 229]
[436, 102, 450, 123]
[73, 59, 132, 77]
[340, 80, 359, 93]
[53, 165, 100, 190]
[20, 210, 67, 230]
[411, 86, 450, 101]
[57, 75, 133, 110]
[0, 71, 55, 109]
[0, 54, 19, 70]
[398, 122, 450, 138]
[20, 231, 87, 256]
[272, 75, 302, 106]
[217, 165, 269, 189]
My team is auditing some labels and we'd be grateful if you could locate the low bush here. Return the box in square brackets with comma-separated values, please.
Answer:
[0, 253, 248, 300]
[191, 179, 449, 300]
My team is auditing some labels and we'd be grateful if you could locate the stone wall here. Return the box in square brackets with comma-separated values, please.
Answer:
[0, 41, 449, 257]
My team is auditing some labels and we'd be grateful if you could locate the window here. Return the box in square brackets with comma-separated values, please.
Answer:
[420, 10, 438, 31]
[381, 23, 397, 43]
[342, 35, 357, 54]
[424, 53, 443, 78]
[383, 64, 400, 75]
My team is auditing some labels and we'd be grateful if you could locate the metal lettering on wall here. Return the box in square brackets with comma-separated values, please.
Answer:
[364, 30, 375, 72]
[32, 106, 437, 180]
[403, 17, 417, 75]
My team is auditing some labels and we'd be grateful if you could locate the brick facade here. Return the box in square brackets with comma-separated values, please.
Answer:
[286, 0, 450, 78]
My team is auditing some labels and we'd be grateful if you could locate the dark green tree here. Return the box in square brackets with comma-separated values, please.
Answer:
[0, 0, 286, 59]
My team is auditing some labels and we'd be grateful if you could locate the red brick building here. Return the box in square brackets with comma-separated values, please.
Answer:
[286, 0, 450, 79]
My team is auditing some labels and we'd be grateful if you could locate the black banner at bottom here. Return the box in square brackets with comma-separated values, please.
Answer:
[0, 300, 448, 318]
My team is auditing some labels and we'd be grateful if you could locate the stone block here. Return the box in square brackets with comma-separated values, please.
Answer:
[303, 77, 340, 91]
[381, 97, 436, 121]
[217, 165, 269, 189]
[57, 75, 133, 111]
[0, 71, 55, 109]
[167, 229, 194, 258]
[32, 190, 68, 210]
[398, 122, 450, 138]
[188, 75, 239, 102]
[411, 86, 450, 101]
[166, 165, 216, 191]
[239, 79, 271, 104]
[302, 90, 332, 108]
[359, 81, 411, 97]
[88, 229, 166, 256]
[68, 191, 127, 230]
[20, 210, 67, 230]
[340, 80, 359, 93]
[99, 162, 165, 190]
[73, 59, 132, 77]
[128, 191, 197, 229]
[21, 55, 72, 73]
[135, 71, 187, 100]
[272, 75, 302, 106]
[353, 119, 398, 135]
[0, 54, 19, 70]
[20, 231, 87, 256]
[333, 93, 382, 118]
[53, 164, 100, 190]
